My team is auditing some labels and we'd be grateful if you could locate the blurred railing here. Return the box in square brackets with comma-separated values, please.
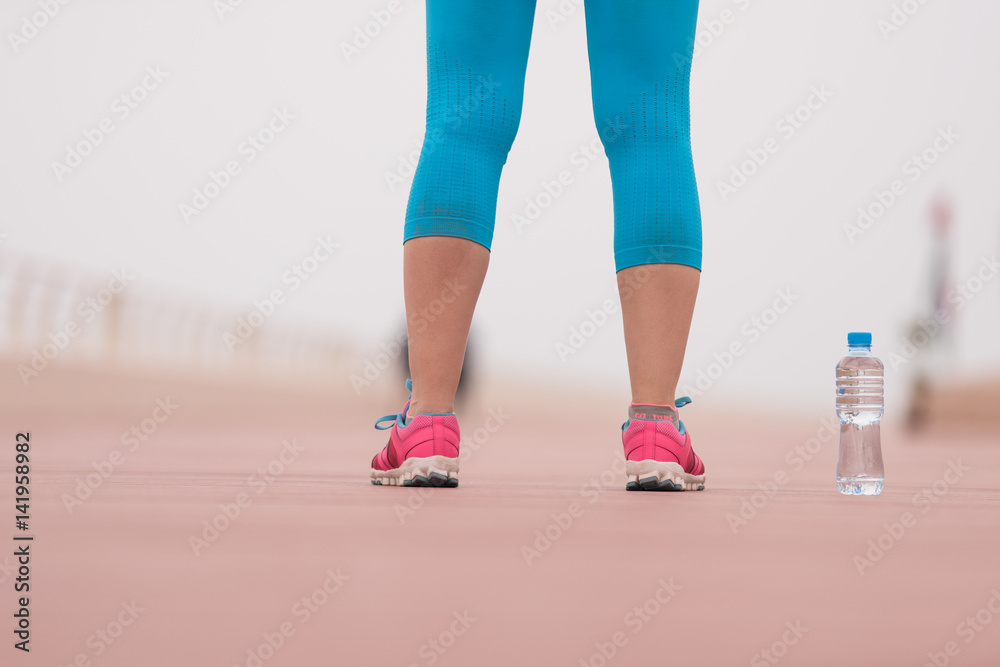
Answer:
[0, 248, 351, 388]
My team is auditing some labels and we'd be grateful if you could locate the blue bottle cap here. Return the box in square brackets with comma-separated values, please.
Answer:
[848, 331, 872, 347]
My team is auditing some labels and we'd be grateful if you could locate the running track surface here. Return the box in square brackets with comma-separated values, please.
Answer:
[4, 364, 1000, 666]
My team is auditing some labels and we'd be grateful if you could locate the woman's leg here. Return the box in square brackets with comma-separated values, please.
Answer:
[618, 264, 700, 406]
[584, 0, 702, 408]
[404, 237, 488, 416]
[403, 0, 537, 417]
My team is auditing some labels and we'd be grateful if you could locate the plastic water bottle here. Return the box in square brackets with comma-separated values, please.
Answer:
[836, 332, 885, 495]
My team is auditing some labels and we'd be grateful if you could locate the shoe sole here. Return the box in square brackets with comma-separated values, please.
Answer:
[625, 460, 705, 492]
[371, 455, 460, 488]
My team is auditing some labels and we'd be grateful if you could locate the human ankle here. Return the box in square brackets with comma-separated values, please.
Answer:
[407, 399, 454, 418]
[630, 395, 676, 409]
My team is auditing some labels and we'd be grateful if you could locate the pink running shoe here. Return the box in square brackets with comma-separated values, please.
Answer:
[622, 396, 705, 491]
[370, 380, 460, 487]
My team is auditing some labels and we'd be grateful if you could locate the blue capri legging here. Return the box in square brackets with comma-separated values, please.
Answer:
[404, 0, 702, 272]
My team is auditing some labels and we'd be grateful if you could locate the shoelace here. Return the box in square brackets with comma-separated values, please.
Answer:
[374, 379, 413, 430]
[374, 415, 399, 430]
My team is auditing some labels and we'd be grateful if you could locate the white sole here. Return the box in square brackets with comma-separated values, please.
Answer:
[625, 460, 705, 491]
[370, 456, 460, 487]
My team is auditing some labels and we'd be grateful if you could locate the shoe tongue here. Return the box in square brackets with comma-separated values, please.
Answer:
[628, 403, 679, 429]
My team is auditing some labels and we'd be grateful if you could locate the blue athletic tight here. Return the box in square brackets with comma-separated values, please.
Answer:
[404, 0, 702, 272]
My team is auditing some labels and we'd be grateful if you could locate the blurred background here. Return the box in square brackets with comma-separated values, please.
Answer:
[3, 0, 999, 424]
